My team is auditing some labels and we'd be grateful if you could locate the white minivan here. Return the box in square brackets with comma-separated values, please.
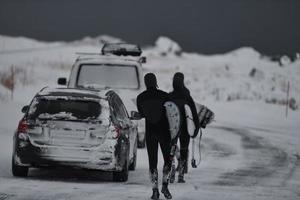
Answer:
[58, 44, 146, 148]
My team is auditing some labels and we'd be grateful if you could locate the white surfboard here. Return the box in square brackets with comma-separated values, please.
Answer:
[184, 104, 196, 137]
[164, 101, 180, 140]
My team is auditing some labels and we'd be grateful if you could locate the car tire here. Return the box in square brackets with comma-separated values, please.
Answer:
[113, 161, 128, 182]
[129, 139, 137, 171]
[137, 134, 146, 148]
[12, 154, 28, 177]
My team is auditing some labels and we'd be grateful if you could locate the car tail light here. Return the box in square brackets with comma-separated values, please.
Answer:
[17, 120, 28, 134]
[114, 125, 121, 138]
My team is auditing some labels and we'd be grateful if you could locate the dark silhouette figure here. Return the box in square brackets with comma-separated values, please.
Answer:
[169, 72, 200, 183]
[137, 73, 172, 199]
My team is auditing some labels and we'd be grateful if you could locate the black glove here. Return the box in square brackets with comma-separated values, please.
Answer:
[200, 120, 207, 129]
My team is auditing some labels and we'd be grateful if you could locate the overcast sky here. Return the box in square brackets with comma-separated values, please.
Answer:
[0, 0, 299, 54]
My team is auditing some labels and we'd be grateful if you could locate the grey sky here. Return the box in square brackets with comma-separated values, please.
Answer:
[0, 0, 299, 54]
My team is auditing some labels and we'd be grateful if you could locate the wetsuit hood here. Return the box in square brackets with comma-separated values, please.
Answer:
[173, 72, 185, 90]
[144, 73, 158, 90]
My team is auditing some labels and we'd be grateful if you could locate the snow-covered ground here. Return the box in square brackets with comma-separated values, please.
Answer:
[0, 35, 300, 200]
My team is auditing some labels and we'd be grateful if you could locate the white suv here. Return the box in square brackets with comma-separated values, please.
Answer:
[58, 44, 146, 148]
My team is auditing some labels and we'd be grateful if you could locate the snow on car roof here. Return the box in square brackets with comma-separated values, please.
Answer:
[37, 87, 110, 99]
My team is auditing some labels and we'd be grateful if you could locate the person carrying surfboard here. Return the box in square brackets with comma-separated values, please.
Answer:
[137, 73, 173, 200]
[169, 72, 200, 183]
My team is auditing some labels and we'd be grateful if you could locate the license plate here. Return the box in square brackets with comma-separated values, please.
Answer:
[50, 130, 85, 138]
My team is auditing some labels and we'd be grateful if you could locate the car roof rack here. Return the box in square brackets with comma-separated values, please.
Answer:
[101, 43, 142, 57]
[75, 52, 101, 56]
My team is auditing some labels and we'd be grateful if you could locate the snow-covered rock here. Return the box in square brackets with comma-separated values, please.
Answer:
[147, 36, 182, 56]
[226, 47, 261, 59]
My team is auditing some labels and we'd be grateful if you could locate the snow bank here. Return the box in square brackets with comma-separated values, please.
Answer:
[0, 34, 299, 110]
[0, 35, 63, 53]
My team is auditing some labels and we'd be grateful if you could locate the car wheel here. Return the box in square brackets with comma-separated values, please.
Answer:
[137, 134, 146, 148]
[113, 160, 128, 182]
[129, 139, 137, 171]
[12, 154, 28, 177]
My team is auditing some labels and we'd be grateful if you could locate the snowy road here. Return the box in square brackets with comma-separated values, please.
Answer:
[1, 111, 299, 200]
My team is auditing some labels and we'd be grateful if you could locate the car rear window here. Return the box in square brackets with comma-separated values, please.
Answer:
[28, 98, 101, 121]
[77, 64, 139, 89]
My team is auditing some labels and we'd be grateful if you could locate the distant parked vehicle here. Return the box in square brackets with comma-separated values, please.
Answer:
[12, 87, 141, 182]
[57, 43, 146, 148]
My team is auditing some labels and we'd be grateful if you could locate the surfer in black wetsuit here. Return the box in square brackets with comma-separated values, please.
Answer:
[169, 72, 200, 183]
[137, 73, 172, 200]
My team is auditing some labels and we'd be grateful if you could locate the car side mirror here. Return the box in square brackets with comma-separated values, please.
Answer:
[138, 57, 146, 64]
[130, 111, 142, 120]
[21, 105, 29, 113]
[57, 77, 67, 85]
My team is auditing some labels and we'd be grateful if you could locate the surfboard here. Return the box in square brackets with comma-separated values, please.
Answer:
[184, 104, 196, 137]
[164, 101, 180, 140]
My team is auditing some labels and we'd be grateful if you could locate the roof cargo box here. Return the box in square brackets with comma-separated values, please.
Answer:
[102, 43, 142, 57]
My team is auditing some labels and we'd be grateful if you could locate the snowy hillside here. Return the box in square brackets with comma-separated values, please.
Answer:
[0, 35, 299, 110]
[0, 35, 64, 53]
[143, 37, 300, 109]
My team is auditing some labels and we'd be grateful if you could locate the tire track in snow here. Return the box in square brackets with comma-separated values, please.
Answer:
[281, 153, 300, 187]
[0, 193, 15, 200]
[211, 126, 298, 187]
[201, 137, 237, 158]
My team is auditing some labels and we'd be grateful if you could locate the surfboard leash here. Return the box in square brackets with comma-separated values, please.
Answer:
[191, 128, 203, 168]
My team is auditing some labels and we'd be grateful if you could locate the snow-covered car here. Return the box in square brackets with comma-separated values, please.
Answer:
[12, 87, 140, 182]
[57, 43, 146, 148]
